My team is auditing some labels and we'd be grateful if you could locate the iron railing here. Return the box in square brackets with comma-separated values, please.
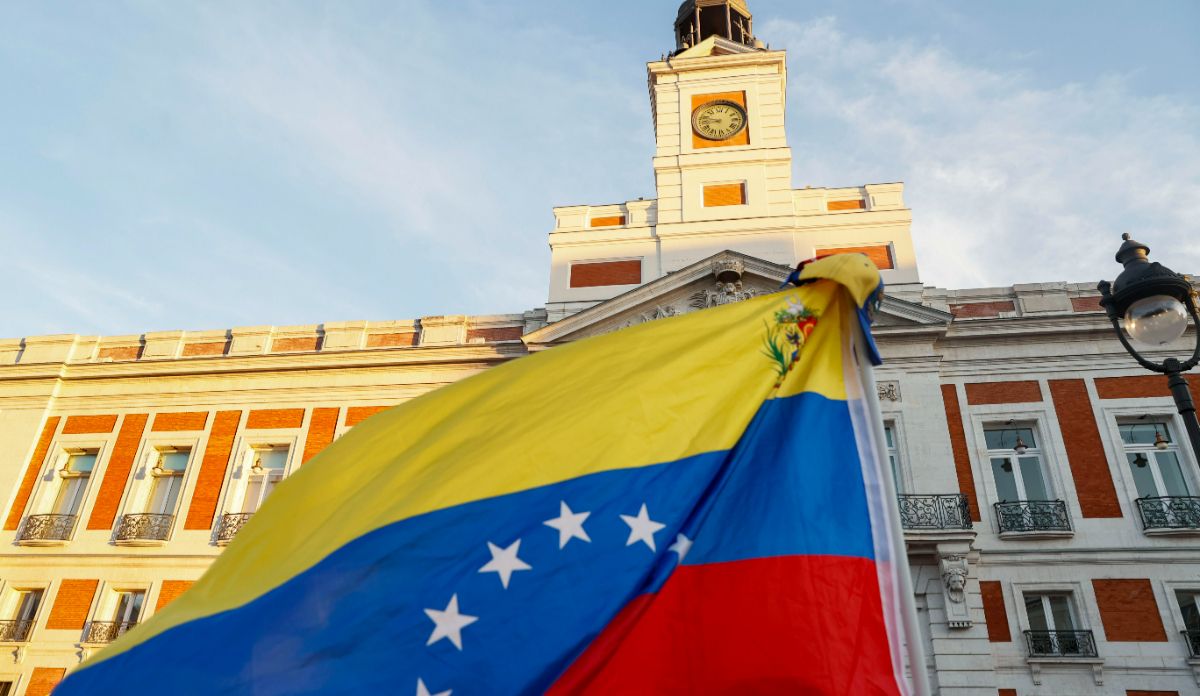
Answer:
[16, 514, 76, 542]
[0, 620, 33, 642]
[897, 494, 972, 530]
[994, 500, 1071, 534]
[84, 620, 136, 644]
[1187, 629, 1200, 658]
[114, 513, 174, 542]
[1024, 630, 1097, 658]
[1135, 496, 1200, 531]
[216, 512, 253, 543]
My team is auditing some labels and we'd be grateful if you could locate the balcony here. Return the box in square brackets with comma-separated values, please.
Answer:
[114, 513, 174, 545]
[1024, 630, 1098, 658]
[84, 620, 136, 644]
[0, 619, 33, 643]
[15, 514, 76, 545]
[1135, 496, 1200, 533]
[216, 512, 253, 545]
[897, 494, 972, 530]
[994, 500, 1072, 537]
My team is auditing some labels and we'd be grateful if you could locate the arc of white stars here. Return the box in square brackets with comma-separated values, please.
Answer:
[424, 594, 478, 651]
[669, 532, 693, 561]
[416, 678, 451, 696]
[621, 503, 666, 552]
[544, 500, 591, 549]
[478, 539, 532, 589]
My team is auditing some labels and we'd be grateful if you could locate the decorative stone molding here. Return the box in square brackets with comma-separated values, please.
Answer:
[1027, 658, 1103, 687]
[877, 381, 901, 402]
[936, 545, 973, 629]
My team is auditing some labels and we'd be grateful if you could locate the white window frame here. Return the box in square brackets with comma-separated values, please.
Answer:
[1101, 406, 1200, 506]
[984, 422, 1052, 502]
[0, 580, 48, 640]
[1116, 418, 1191, 497]
[1163, 580, 1200, 636]
[881, 417, 909, 493]
[82, 581, 150, 647]
[25, 438, 109, 519]
[112, 435, 201, 545]
[1013, 581, 1093, 636]
[215, 434, 300, 522]
[968, 403, 1075, 524]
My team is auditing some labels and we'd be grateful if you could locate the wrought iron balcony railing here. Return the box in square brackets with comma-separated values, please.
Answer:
[216, 512, 253, 543]
[1135, 496, 1200, 531]
[84, 620, 136, 644]
[0, 619, 33, 643]
[897, 494, 972, 530]
[1024, 630, 1098, 658]
[1187, 629, 1200, 658]
[994, 500, 1071, 534]
[114, 513, 174, 542]
[16, 514, 76, 543]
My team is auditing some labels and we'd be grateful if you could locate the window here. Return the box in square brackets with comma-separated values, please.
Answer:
[0, 589, 42, 642]
[1177, 589, 1200, 657]
[87, 589, 144, 644]
[884, 424, 903, 492]
[1023, 592, 1095, 656]
[987, 427, 1049, 502]
[0, 681, 11, 696]
[52, 451, 97, 517]
[147, 450, 189, 515]
[1120, 422, 1191, 498]
[241, 446, 288, 514]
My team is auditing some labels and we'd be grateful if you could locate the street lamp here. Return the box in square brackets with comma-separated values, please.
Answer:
[1097, 233, 1200, 465]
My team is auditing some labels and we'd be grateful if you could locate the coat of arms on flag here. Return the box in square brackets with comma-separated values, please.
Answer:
[56, 254, 925, 695]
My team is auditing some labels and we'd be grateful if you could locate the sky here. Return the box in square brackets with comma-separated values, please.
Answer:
[1, 0, 1197, 338]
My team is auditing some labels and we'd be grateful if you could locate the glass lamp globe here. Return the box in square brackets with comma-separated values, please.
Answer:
[1123, 295, 1189, 346]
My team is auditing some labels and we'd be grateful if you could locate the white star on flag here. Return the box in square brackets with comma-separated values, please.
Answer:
[478, 539, 532, 589]
[544, 500, 591, 548]
[621, 503, 666, 551]
[669, 532, 693, 561]
[424, 594, 478, 650]
[416, 678, 451, 696]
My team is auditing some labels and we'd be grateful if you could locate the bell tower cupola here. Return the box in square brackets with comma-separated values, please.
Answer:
[674, 0, 762, 53]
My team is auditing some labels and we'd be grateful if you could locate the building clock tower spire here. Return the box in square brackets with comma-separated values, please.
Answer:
[544, 2, 919, 320]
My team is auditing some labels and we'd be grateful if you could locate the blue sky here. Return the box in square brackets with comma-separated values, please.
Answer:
[1, 0, 1197, 337]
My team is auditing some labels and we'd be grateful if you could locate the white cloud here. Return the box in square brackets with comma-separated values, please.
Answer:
[764, 17, 1200, 289]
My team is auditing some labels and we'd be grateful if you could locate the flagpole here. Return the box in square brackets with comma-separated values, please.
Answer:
[851, 319, 932, 696]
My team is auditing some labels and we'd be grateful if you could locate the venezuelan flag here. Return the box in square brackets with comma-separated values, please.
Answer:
[56, 255, 921, 695]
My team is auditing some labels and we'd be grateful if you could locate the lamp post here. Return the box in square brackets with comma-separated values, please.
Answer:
[1097, 234, 1200, 466]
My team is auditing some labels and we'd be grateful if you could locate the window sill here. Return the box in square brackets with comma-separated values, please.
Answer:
[998, 529, 1074, 540]
[113, 538, 168, 548]
[1142, 527, 1200, 537]
[13, 538, 70, 547]
[1027, 657, 1103, 687]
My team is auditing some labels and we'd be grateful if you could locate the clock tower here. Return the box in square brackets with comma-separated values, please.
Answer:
[545, 1, 920, 320]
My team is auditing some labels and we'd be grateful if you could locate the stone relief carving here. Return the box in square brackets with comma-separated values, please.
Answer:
[938, 552, 973, 629]
[620, 259, 767, 329]
[877, 381, 901, 402]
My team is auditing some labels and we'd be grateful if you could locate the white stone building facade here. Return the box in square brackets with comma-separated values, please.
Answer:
[1, 3, 1198, 695]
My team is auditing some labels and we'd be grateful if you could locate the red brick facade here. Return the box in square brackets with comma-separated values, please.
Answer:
[62, 414, 118, 434]
[245, 409, 304, 430]
[151, 411, 209, 432]
[302, 408, 340, 463]
[1049, 379, 1122, 518]
[569, 260, 641, 288]
[155, 580, 194, 611]
[26, 667, 67, 696]
[4, 416, 61, 530]
[46, 579, 98, 630]
[273, 335, 323, 353]
[184, 410, 241, 530]
[826, 199, 866, 211]
[467, 327, 523, 342]
[965, 381, 1042, 405]
[97, 345, 143, 361]
[345, 406, 390, 427]
[1093, 579, 1167, 642]
[979, 580, 1011, 642]
[941, 385, 981, 521]
[87, 414, 150, 530]
[182, 341, 228, 357]
[949, 301, 1016, 319]
[366, 332, 418, 348]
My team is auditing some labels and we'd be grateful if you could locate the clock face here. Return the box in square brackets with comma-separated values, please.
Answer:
[691, 100, 748, 141]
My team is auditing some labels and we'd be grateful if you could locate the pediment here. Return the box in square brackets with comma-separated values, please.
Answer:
[675, 35, 761, 59]
[524, 251, 950, 345]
